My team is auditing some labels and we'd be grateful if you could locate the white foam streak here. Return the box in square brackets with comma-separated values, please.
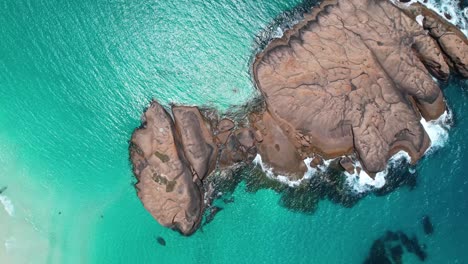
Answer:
[253, 154, 332, 187]
[253, 154, 301, 187]
[253, 111, 451, 192]
[0, 195, 14, 216]
[344, 151, 412, 193]
[273, 27, 284, 38]
[391, 0, 468, 36]
[426, 1, 467, 35]
[421, 110, 452, 153]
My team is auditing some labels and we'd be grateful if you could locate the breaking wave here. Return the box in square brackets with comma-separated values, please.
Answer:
[253, 110, 452, 193]
[421, 110, 453, 154]
[345, 110, 452, 193]
[344, 151, 412, 193]
[253, 154, 332, 187]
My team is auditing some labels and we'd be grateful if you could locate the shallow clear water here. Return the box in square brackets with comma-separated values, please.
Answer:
[0, 0, 467, 263]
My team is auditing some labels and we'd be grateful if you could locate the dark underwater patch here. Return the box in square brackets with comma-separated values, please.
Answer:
[202, 206, 224, 226]
[422, 215, 434, 235]
[156, 236, 166, 246]
[204, 155, 419, 216]
[364, 230, 428, 264]
[252, 159, 415, 214]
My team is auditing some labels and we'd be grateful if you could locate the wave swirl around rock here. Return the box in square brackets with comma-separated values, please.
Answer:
[129, 0, 468, 235]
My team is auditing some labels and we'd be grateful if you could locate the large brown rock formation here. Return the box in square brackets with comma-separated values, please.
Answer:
[130, 0, 468, 235]
[253, 0, 468, 174]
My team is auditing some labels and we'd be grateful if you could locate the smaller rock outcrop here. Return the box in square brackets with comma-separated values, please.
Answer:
[339, 157, 355, 175]
[130, 102, 203, 235]
[217, 118, 235, 132]
[130, 102, 259, 235]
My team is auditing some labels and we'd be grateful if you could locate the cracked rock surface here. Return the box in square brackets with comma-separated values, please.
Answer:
[253, 0, 468, 174]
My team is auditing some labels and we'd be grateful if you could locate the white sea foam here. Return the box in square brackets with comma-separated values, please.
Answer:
[421, 110, 452, 153]
[273, 27, 284, 38]
[253, 154, 303, 187]
[345, 111, 452, 193]
[254, 150, 410, 193]
[390, 0, 468, 36]
[344, 151, 412, 193]
[0, 195, 14, 216]
[254, 110, 451, 192]
[254, 109, 451, 191]
[253, 154, 334, 187]
[416, 14, 425, 26]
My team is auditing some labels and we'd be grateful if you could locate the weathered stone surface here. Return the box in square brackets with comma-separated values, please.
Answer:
[218, 127, 258, 168]
[173, 106, 218, 180]
[253, 0, 468, 174]
[310, 156, 324, 168]
[217, 118, 235, 132]
[236, 128, 256, 149]
[254, 130, 264, 142]
[215, 130, 231, 145]
[130, 101, 202, 235]
[409, 4, 468, 78]
[250, 111, 307, 179]
[339, 157, 355, 174]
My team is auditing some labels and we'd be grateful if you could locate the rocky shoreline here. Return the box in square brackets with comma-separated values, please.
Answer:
[129, 0, 468, 235]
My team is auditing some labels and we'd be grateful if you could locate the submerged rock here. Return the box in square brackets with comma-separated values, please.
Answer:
[222, 196, 235, 204]
[156, 236, 166, 246]
[390, 245, 404, 264]
[364, 230, 428, 263]
[203, 206, 224, 226]
[422, 215, 434, 235]
[364, 239, 392, 264]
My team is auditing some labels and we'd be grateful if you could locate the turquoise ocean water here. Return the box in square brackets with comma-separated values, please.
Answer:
[0, 0, 467, 263]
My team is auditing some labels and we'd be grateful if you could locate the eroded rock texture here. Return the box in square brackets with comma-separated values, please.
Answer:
[130, 101, 257, 235]
[253, 0, 468, 174]
[130, 102, 203, 235]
